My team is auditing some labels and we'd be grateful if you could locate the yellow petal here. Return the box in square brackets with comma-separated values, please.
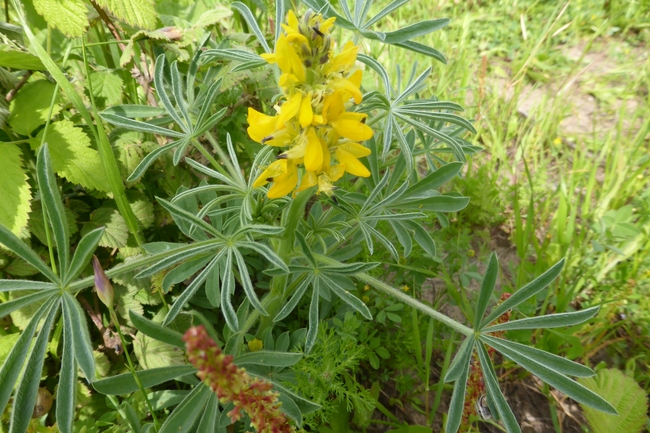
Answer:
[268, 162, 298, 198]
[328, 164, 346, 182]
[331, 118, 373, 141]
[330, 41, 358, 71]
[320, 17, 336, 34]
[336, 148, 370, 177]
[339, 142, 371, 158]
[253, 160, 287, 188]
[299, 92, 313, 127]
[348, 69, 362, 88]
[280, 141, 306, 160]
[277, 93, 302, 127]
[247, 107, 277, 143]
[286, 10, 299, 31]
[331, 78, 363, 104]
[304, 128, 323, 172]
[260, 53, 277, 64]
[322, 92, 344, 123]
[274, 34, 293, 74]
[297, 170, 318, 193]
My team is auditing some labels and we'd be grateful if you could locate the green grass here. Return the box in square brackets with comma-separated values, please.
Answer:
[357, 0, 650, 425]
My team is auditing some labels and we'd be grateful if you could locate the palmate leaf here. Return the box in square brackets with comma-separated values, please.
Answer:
[444, 335, 474, 433]
[93, 366, 197, 395]
[159, 383, 212, 433]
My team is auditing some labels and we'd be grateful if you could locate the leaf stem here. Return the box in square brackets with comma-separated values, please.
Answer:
[108, 306, 160, 430]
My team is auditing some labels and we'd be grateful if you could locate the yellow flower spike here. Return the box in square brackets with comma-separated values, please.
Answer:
[336, 147, 370, 177]
[277, 93, 302, 127]
[320, 17, 336, 34]
[331, 115, 373, 141]
[253, 160, 287, 188]
[339, 141, 371, 158]
[263, 34, 305, 83]
[299, 92, 314, 127]
[247, 108, 278, 143]
[268, 161, 298, 198]
[304, 128, 324, 172]
[327, 164, 346, 182]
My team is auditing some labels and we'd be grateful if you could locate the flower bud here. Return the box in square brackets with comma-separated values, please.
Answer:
[92, 255, 114, 308]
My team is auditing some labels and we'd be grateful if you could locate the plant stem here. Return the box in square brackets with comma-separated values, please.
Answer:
[109, 306, 160, 430]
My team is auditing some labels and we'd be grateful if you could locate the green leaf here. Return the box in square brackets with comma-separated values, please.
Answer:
[234, 351, 302, 368]
[474, 252, 498, 330]
[100, 112, 185, 138]
[444, 335, 473, 383]
[9, 299, 59, 433]
[578, 369, 647, 433]
[444, 337, 473, 433]
[62, 292, 96, 382]
[0, 289, 58, 319]
[382, 18, 449, 44]
[133, 332, 186, 369]
[14, 1, 145, 249]
[57, 296, 77, 433]
[8, 79, 60, 135]
[231, 2, 271, 53]
[95, 0, 158, 30]
[0, 297, 55, 416]
[481, 259, 565, 327]
[159, 383, 211, 433]
[32, 120, 111, 192]
[398, 195, 470, 212]
[0, 280, 56, 292]
[32, 0, 88, 37]
[89, 71, 124, 107]
[81, 207, 129, 248]
[0, 144, 31, 236]
[394, 40, 446, 63]
[401, 162, 463, 200]
[129, 310, 185, 349]
[483, 306, 600, 333]
[65, 227, 104, 285]
[404, 220, 436, 258]
[233, 249, 267, 315]
[196, 392, 219, 432]
[475, 342, 521, 433]
[0, 46, 45, 70]
[93, 366, 196, 395]
[323, 274, 372, 320]
[36, 144, 70, 275]
[274, 276, 311, 322]
[305, 282, 320, 354]
[481, 335, 616, 414]
[0, 224, 59, 283]
[480, 335, 595, 378]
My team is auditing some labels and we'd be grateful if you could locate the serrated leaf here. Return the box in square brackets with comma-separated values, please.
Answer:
[8, 79, 61, 135]
[95, 0, 157, 30]
[33, 0, 89, 37]
[89, 71, 124, 107]
[0, 145, 31, 236]
[578, 369, 647, 433]
[81, 207, 129, 248]
[133, 332, 185, 369]
[31, 120, 110, 192]
[130, 196, 154, 229]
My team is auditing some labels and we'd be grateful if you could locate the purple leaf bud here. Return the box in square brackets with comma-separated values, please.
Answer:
[92, 255, 114, 308]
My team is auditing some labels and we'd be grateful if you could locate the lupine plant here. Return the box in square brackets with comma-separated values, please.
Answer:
[0, 0, 618, 432]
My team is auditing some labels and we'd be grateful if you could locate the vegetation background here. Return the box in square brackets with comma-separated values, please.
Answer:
[0, 0, 649, 432]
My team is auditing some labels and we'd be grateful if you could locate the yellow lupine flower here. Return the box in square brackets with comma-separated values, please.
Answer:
[248, 10, 373, 199]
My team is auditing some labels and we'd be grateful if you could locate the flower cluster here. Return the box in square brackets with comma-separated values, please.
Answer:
[183, 326, 295, 433]
[247, 10, 373, 198]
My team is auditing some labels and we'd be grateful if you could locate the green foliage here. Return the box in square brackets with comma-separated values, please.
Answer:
[0, 144, 31, 235]
[0, 0, 636, 432]
[578, 369, 648, 433]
